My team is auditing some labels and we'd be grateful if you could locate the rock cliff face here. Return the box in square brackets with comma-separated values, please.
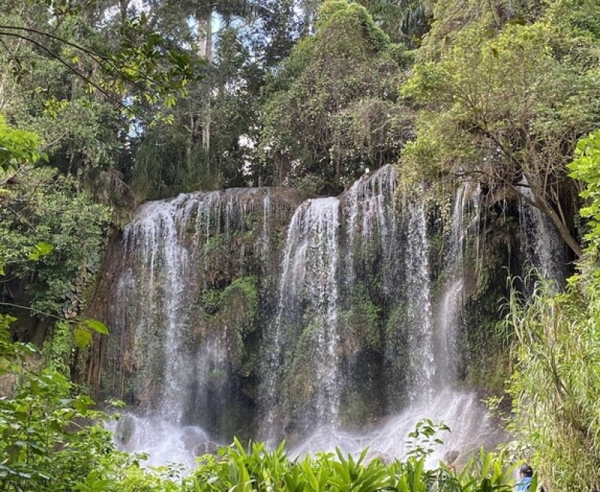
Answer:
[88, 165, 567, 463]
[91, 187, 302, 440]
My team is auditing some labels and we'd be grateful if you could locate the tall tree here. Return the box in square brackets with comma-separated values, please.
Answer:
[402, 0, 600, 257]
[0, 0, 198, 203]
[258, 0, 412, 194]
[128, 0, 302, 198]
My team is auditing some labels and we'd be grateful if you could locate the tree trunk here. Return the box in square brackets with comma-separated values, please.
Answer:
[197, 13, 213, 62]
[533, 195, 582, 258]
[120, 0, 130, 23]
[197, 12, 212, 150]
[523, 171, 583, 258]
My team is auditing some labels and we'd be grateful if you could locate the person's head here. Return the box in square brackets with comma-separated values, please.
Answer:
[519, 464, 533, 477]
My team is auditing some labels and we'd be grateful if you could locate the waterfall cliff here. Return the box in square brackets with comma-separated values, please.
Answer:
[93, 166, 537, 467]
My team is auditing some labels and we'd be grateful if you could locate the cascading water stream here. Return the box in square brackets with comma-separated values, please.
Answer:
[261, 194, 272, 266]
[289, 179, 507, 462]
[404, 200, 436, 402]
[435, 183, 472, 384]
[121, 197, 191, 424]
[109, 188, 300, 468]
[344, 165, 398, 290]
[262, 197, 341, 443]
[517, 179, 566, 285]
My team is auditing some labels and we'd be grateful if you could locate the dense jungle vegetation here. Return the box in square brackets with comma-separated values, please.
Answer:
[2, 0, 600, 490]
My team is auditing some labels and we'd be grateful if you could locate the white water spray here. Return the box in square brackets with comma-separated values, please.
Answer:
[262, 197, 341, 442]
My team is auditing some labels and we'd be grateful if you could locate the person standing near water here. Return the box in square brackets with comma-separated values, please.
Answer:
[515, 464, 534, 491]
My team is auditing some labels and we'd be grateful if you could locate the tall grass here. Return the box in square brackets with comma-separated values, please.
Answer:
[506, 273, 600, 491]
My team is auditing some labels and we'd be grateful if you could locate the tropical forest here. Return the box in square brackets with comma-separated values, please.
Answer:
[2, 0, 600, 490]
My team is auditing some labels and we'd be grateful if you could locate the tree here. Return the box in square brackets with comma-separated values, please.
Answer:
[568, 130, 600, 250]
[0, 0, 200, 203]
[0, 116, 46, 174]
[507, 273, 600, 491]
[128, 0, 304, 198]
[0, 103, 167, 492]
[258, 0, 412, 194]
[1, 117, 111, 350]
[402, 0, 600, 257]
[0, 1, 196, 114]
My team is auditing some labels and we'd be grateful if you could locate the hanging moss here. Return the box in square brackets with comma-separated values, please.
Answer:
[220, 276, 259, 322]
[199, 289, 221, 316]
[194, 276, 261, 370]
[339, 285, 382, 356]
[277, 317, 325, 428]
[458, 214, 517, 390]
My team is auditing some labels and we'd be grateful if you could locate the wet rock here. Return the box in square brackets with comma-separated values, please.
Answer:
[194, 441, 219, 456]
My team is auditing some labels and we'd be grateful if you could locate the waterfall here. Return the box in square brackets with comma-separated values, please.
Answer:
[404, 200, 436, 401]
[286, 177, 506, 462]
[343, 165, 399, 291]
[518, 180, 566, 284]
[120, 196, 191, 424]
[260, 194, 272, 266]
[291, 389, 508, 463]
[108, 187, 300, 466]
[103, 167, 508, 468]
[435, 183, 472, 385]
[262, 197, 341, 442]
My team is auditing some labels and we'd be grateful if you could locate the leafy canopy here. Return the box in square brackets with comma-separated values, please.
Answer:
[401, 0, 600, 257]
[259, 0, 411, 194]
[568, 130, 600, 249]
[0, 115, 46, 172]
[505, 129, 600, 492]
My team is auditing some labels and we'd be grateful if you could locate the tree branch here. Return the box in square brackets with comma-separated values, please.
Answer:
[0, 31, 134, 115]
[0, 302, 64, 321]
[0, 24, 161, 90]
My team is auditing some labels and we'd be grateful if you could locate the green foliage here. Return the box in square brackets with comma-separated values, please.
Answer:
[129, 122, 214, 200]
[0, 314, 181, 492]
[0, 0, 201, 203]
[195, 276, 260, 376]
[358, 0, 434, 45]
[444, 448, 517, 492]
[184, 439, 290, 492]
[200, 277, 259, 325]
[406, 419, 450, 460]
[0, 1, 198, 118]
[0, 313, 522, 492]
[259, 0, 409, 194]
[127, 1, 304, 197]
[505, 275, 600, 491]
[568, 129, 600, 248]
[502, 130, 600, 490]
[1, 166, 110, 318]
[316, 1, 391, 50]
[0, 116, 47, 172]
[43, 320, 72, 373]
[183, 436, 516, 492]
[401, 0, 600, 255]
[0, 120, 110, 385]
[220, 277, 259, 321]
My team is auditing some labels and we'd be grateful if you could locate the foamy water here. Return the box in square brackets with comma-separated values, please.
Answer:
[112, 388, 507, 470]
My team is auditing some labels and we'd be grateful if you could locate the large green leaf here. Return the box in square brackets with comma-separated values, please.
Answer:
[83, 318, 109, 335]
[73, 326, 92, 348]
